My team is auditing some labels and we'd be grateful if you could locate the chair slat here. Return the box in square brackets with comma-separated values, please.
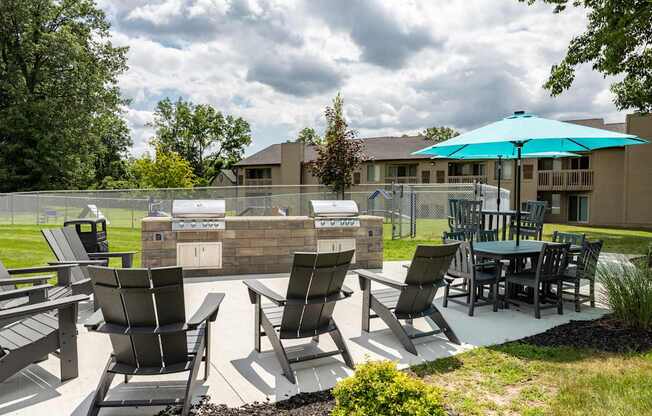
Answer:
[62, 227, 91, 261]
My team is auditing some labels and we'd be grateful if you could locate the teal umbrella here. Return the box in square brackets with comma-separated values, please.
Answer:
[415, 111, 647, 244]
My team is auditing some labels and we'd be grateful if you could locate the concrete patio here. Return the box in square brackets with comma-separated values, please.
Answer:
[0, 260, 608, 416]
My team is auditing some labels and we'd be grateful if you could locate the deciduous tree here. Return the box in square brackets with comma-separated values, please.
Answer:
[422, 126, 459, 142]
[295, 127, 322, 145]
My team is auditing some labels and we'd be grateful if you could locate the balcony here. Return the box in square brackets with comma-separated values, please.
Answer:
[388, 176, 419, 184]
[538, 170, 593, 191]
[448, 175, 487, 184]
[244, 178, 273, 186]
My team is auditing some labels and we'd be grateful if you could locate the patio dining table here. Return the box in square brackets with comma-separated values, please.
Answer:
[481, 209, 529, 241]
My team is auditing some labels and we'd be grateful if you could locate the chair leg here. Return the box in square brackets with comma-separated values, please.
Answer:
[260, 312, 295, 383]
[557, 281, 564, 315]
[329, 325, 355, 370]
[87, 357, 116, 416]
[58, 304, 79, 381]
[443, 281, 450, 308]
[204, 324, 211, 380]
[534, 284, 541, 319]
[254, 295, 262, 352]
[574, 280, 581, 313]
[361, 283, 371, 332]
[468, 281, 476, 317]
[429, 307, 461, 345]
[370, 296, 417, 355]
[181, 335, 205, 416]
[589, 279, 595, 307]
[491, 282, 499, 312]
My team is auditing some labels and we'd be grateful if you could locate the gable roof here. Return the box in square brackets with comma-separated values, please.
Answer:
[235, 136, 434, 166]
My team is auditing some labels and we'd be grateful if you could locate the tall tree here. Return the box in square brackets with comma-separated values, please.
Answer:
[522, 0, 652, 112]
[422, 126, 460, 142]
[150, 98, 252, 184]
[131, 142, 196, 189]
[309, 94, 366, 199]
[0, 0, 130, 191]
[295, 127, 322, 145]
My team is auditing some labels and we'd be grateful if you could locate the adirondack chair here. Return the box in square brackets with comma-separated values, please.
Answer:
[0, 294, 89, 383]
[0, 261, 76, 312]
[449, 200, 483, 234]
[561, 240, 603, 311]
[243, 250, 355, 384]
[43, 226, 135, 268]
[505, 242, 569, 319]
[442, 241, 503, 316]
[354, 243, 461, 355]
[509, 201, 547, 240]
[84, 266, 224, 416]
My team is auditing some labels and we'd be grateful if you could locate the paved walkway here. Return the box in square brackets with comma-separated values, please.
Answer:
[0, 261, 609, 415]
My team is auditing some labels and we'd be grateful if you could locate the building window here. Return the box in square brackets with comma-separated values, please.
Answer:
[367, 164, 380, 182]
[569, 156, 590, 170]
[353, 172, 361, 185]
[449, 163, 484, 177]
[523, 164, 534, 180]
[245, 168, 271, 179]
[568, 195, 589, 222]
[436, 170, 445, 183]
[538, 159, 553, 171]
[387, 164, 417, 183]
[421, 170, 431, 183]
[494, 161, 513, 180]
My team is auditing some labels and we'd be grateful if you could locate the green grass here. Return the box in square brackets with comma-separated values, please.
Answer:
[1, 221, 650, 270]
[412, 343, 652, 416]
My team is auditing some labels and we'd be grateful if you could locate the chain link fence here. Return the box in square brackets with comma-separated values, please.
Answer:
[0, 183, 509, 235]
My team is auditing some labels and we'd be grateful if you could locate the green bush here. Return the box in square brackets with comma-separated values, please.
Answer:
[332, 360, 446, 416]
[598, 261, 652, 330]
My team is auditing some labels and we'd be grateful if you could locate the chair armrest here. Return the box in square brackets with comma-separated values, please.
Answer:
[187, 293, 225, 329]
[0, 275, 51, 285]
[7, 264, 74, 275]
[84, 309, 105, 330]
[341, 284, 354, 297]
[0, 284, 52, 301]
[71, 278, 92, 289]
[243, 280, 286, 306]
[353, 269, 407, 291]
[0, 294, 88, 322]
[88, 251, 136, 257]
[48, 260, 106, 266]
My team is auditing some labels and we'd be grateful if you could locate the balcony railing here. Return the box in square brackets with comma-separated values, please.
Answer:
[244, 178, 273, 186]
[538, 170, 593, 191]
[388, 176, 419, 184]
[447, 175, 487, 184]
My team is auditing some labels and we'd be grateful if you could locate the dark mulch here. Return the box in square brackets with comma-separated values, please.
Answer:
[518, 314, 652, 353]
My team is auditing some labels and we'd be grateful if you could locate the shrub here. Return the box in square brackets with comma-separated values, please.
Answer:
[598, 261, 652, 330]
[332, 360, 446, 416]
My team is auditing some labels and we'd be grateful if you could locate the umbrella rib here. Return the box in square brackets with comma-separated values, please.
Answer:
[447, 144, 468, 158]
[566, 138, 591, 151]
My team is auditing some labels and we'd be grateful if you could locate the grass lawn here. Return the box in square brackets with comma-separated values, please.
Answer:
[412, 343, 652, 416]
[1, 221, 651, 268]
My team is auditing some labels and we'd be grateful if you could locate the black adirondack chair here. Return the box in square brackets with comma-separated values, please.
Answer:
[0, 294, 88, 383]
[449, 200, 483, 234]
[561, 240, 603, 311]
[442, 241, 504, 316]
[43, 226, 135, 269]
[505, 242, 570, 319]
[354, 244, 461, 355]
[509, 201, 546, 240]
[0, 261, 77, 312]
[243, 250, 355, 384]
[84, 266, 224, 416]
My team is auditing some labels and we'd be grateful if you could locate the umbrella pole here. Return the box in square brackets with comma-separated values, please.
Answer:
[497, 156, 502, 235]
[515, 144, 522, 246]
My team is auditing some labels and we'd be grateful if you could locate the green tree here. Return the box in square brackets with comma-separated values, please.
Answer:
[522, 0, 652, 112]
[422, 126, 460, 142]
[150, 97, 252, 184]
[131, 143, 196, 189]
[0, 0, 130, 192]
[295, 127, 322, 145]
[308, 93, 366, 199]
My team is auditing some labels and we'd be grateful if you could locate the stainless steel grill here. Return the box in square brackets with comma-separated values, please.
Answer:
[310, 200, 360, 228]
[171, 200, 226, 231]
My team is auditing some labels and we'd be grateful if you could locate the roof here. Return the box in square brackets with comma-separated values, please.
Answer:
[235, 136, 434, 166]
[566, 118, 626, 133]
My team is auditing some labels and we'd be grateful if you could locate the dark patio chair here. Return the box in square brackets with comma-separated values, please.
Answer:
[477, 229, 499, 242]
[505, 242, 569, 319]
[449, 200, 483, 234]
[442, 241, 503, 316]
[0, 261, 77, 313]
[510, 201, 546, 240]
[561, 240, 603, 311]
[0, 294, 88, 383]
[43, 226, 135, 268]
[84, 266, 224, 416]
[442, 230, 474, 242]
[354, 244, 461, 355]
[552, 231, 586, 246]
[244, 250, 355, 384]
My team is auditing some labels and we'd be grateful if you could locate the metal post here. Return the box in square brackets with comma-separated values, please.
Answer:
[515, 145, 522, 246]
[64, 196, 69, 222]
[497, 156, 502, 234]
[131, 199, 135, 229]
[10, 193, 14, 225]
[35, 194, 40, 224]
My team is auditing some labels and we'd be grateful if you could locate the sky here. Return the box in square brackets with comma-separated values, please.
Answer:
[98, 0, 624, 156]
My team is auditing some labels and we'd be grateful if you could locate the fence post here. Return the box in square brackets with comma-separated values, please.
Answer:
[131, 199, 135, 230]
[64, 196, 68, 222]
[35, 194, 40, 224]
[10, 193, 14, 225]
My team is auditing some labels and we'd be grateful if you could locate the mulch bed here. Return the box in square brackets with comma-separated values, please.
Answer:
[162, 315, 651, 415]
[518, 314, 652, 353]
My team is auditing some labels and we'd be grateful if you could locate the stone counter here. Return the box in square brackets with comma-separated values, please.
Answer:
[141, 215, 383, 277]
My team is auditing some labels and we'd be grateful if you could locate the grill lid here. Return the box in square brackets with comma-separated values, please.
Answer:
[310, 200, 359, 218]
[172, 200, 226, 218]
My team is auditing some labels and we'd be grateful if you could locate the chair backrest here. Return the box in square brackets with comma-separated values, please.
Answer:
[534, 243, 569, 281]
[552, 231, 586, 246]
[477, 229, 498, 242]
[88, 266, 188, 368]
[453, 200, 483, 233]
[42, 228, 89, 282]
[575, 240, 603, 281]
[62, 226, 92, 259]
[523, 201, 546, 227]
[280, 250, 354, 339]
[442, 230, 474, 242]
[396, 243, 460, 317]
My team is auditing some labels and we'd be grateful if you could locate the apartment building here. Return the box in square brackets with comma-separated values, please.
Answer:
[233, 113, 652, 228]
